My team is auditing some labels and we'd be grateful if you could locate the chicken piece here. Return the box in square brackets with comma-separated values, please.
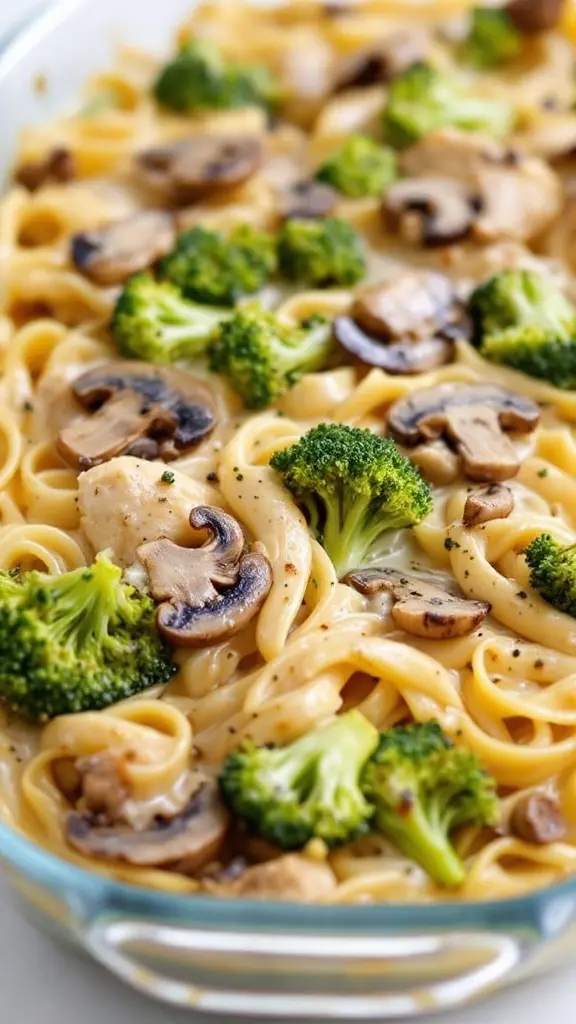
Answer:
[202, 854, 337, 901]
[400, 129, 561, 243]
[78, 456, 219, 566]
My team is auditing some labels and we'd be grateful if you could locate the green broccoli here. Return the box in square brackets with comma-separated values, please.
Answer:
[270, 423, 432, 579]
[362, 722, 500, 887]
[315, 135, 398, 199]
[461, 8, 523, 69]
[277, 218, 365, 287]
[208, 306, 333, 408]
[110, 273, 230, 364]
[382, 63, 515, 150]
[219, 710, 379, 849]
[0, 553, 175, 724]
[468, 269, 576, 389]
[154, 37, 279, 114]
[159, 225, 277, 306]
[525, 533, 576, 617]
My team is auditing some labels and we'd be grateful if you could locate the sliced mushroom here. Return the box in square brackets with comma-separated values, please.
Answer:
[136, 135, 263, 205]
[333, 317, 452, 374]
[352, 271, 457, 342]
[344, 567, 490, 639]
[333, 271, 459, 374]
[333, 30, 429, 92]
[400, 130, 561, 244]
[137, 506, 273, 647]
[279, 179, 338, 220]
[507, 0, 565, 34]
[388, 384, 541, 482]
[67, 778, 229, 872]
[384, 178, 481, 248]
[14, 147, 76, 192]
[510, 793, 567, 845]
[57, 362, 216, 469]
[70, 211, 176, 286]
[463, 484, 514, 528]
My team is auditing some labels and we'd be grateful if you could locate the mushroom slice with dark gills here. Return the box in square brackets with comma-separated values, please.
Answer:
[136, 135, 263, 206]
[70, 210, 176, 286]
[137, 506, 273, 647]
[15, 146, 76, 192]
[57, 362, 216, 470]
[344, 567, 490, 639]
[333, 270, 460, 374]
[463, 484, 514, 528]
[509, 792, 567, 845]
[388, 384, 540, 483]
[383, 178, 481, 248]
[67, 774, 229, 872]
[279, 179, 338, 221]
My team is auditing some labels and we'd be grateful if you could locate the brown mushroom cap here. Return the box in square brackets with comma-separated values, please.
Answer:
[507, 0, 565, 34]
[15, 147, 76, 192]
[333, 317, 452, 374]
[334, 271, 458, 374]
[510, 793, 567, 845]
[70, 211, 176, 286]
[387, 384, 541, 483]
[333, 30, 429, 91]
[137, 505, 273, 647]
[463, 484, 514, 528]
[279, 179, 338, 220]
[57, 362, 216, 470]
[408, 441, 460, 487]
[136, 135, 263, 205]
[67, 778, 229, 872]
[352, 271, 457, 342]
[344, 567, 491, 639]
[384, 177, 480, 248]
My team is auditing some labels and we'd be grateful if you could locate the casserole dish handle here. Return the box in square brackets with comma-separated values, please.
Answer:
[85, 917, 532, 1017]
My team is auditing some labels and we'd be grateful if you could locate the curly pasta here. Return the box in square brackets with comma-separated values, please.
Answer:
[1, 0, 576, 901]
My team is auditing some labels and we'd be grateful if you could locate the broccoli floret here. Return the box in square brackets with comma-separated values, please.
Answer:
[209, 305, 333, 409]
[270, 424, 432, 579]
[461, 8, 522, 69]
[362, 722, 500, 887]
[110, 273, 230, 364]
[525, 533, 576, 617]
[315, 135, 398, 199]
[277, 218, 365, 287]
[159, 225, 277, 306]
[219, 710, 379, 849]
[0, 554, 175, 724]
[382, 63, 515, 150]
[468, 270, 576, 389]
[154, 37, 279, 114]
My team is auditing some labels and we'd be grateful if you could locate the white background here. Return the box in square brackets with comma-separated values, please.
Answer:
[1, 1, 576, 1020]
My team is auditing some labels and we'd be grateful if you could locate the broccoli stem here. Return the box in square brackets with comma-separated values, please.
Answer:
[323, 495, 411, 579]
[374, 799, 466, 887]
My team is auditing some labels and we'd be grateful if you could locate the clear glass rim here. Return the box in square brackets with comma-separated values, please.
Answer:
[3, 814, 576, 930]
[0, 0, 575, 933]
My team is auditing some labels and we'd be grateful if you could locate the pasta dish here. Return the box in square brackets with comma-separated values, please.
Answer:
[2, 0, 576, 905]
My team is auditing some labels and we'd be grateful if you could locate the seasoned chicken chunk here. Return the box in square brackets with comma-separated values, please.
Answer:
[78, 456, 220, 566]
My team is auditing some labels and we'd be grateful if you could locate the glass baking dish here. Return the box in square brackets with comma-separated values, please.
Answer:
[2, 0, 576, 1016]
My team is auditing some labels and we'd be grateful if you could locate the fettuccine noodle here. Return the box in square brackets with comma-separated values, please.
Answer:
[2, 0, 576, 903]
